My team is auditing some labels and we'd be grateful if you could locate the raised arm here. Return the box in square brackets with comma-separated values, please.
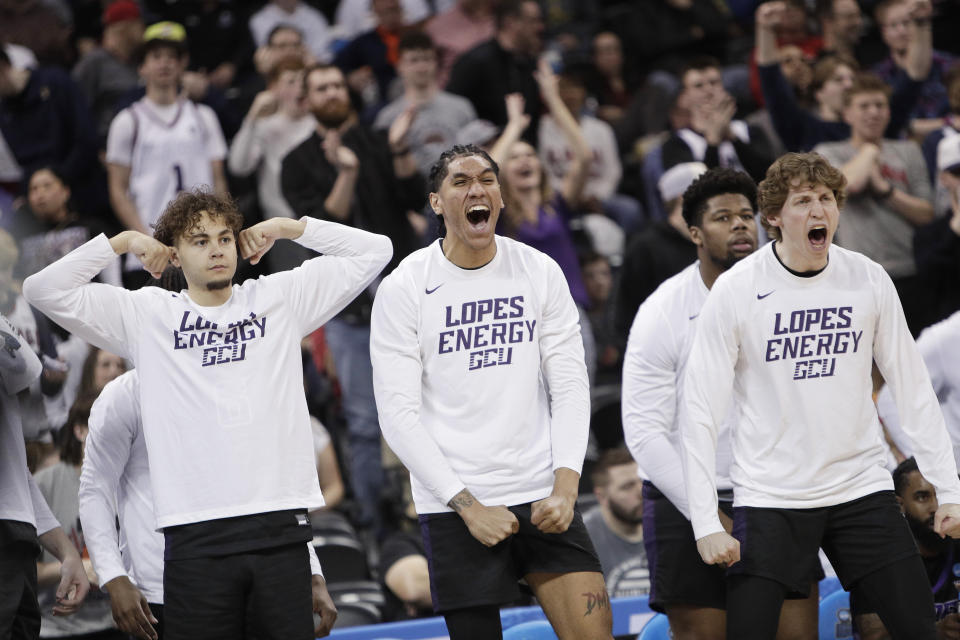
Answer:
[489, 93, 531, 167]
[242, 217, 392, 335]
[319, 131, 360, 221]
[22, 232, 166, 358]
[536, 59, 591, 207]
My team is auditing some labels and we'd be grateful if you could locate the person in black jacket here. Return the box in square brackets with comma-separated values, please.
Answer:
[281, 62, 423, 536]
[446, 0, 543, 142]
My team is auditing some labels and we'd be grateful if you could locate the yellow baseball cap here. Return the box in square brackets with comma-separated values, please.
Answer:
[143, 21, 186, 44]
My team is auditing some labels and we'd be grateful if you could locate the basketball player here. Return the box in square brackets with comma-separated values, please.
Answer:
[681, 152, 960, 639]
[80, 369, 330, 640]
[370, 145, 611, 640]
[23, 190, 392, 639]
[624, 167, 819, 639]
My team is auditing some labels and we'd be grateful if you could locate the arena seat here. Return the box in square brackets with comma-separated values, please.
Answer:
[635, 613, 670, 640]
[313, 533, 370, 582]
[327, 580, 386, 610]
[332, 601, 383, 629]
[502, 620, 558, 640]
[818, 589, 853, 640]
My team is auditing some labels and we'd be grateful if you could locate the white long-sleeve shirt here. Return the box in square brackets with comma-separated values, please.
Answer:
[79, 371, 323, 605]
[79, 370, 163, 603]
[0, 314, 59, 535]
[227, 112, 316, 221]
[681, 243, 960, 540]
[370, 237, 589, 513]
[24, 219, 392, 529]
[622, 262, 733, 520]
[878, 310, 960, 468]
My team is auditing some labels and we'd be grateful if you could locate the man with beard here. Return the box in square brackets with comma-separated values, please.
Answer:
[281, 63, 423, 536]
[583, 448, 649, 599]
[852, 458, 960, 639]
[623, 167, 819, 639]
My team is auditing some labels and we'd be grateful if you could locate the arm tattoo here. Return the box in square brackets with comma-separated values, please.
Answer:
[447, 489, 476, 513]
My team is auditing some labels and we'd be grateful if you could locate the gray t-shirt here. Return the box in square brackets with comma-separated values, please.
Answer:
[34, 462, 116, 637]
[814, 139, 933, 279]
[583, 506, 650, 598]
[374, 91, 477, 176]
[71, 48, 139, 145]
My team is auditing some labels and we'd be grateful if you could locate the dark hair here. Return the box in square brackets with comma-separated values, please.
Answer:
[758, 152, 847, 241]
[79, 346, 128, 399]
[578, 249, 607, 269]
[28, 165, 69, 187]
[893, 456, 920, 497]
[495, 0, 533, 29]
[590, 448, 635, 489]
[681, 168, 758, 228]
[0, 45, 10, 67]
[146, 265, 188, 292]
[135, 38, 187, 66]
[59, 395, 95, 467]
[428, 145, 500, 238]
[153, 188, 244, 247]
[679, 56, 721, 82]
[398, 31, 436, 55]
[268, 23, 303, 46]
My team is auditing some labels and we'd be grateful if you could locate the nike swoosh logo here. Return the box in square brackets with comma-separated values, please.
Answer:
[425, 284, 443, 295]
[757, 290, 775, 300]
[689, 314, 699, 320]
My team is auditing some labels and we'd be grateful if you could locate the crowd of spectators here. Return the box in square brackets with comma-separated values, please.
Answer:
[3, 0, 960, 631]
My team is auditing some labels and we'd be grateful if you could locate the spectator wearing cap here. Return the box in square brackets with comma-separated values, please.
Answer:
[424, 0, 495, 88]
[105, 21, 228, 287]
[249, 0, 334, 64]
[373, 32, 476, 180]
[0, 45, 101, 216]
[613, 162, 703, 344]
[72, 1, 144, 149]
